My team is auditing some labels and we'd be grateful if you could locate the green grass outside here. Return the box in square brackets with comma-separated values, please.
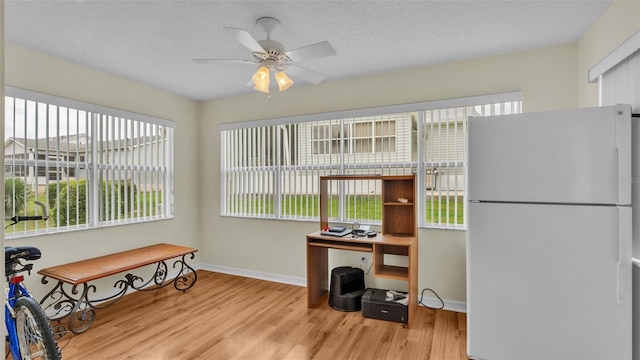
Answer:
[4, 191, 163, 234]
[425, 198, 464, 225]
[7, 192, 464, 234]
[229, 195, 464, 225]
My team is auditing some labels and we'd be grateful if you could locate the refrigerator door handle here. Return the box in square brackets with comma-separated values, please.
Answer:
[617, 206, 632, 304]
[615, 104, 632, 205]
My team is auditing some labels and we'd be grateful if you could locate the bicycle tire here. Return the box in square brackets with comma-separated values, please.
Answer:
[14, 296, 61, 360]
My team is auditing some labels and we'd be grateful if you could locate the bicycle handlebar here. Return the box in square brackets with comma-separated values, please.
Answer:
[5, 201, 49, 224]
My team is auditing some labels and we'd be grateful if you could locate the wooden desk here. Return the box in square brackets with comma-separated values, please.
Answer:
[306, 231, 418, 327]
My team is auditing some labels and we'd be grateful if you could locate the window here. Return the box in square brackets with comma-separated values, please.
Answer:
[311, 123, 342, 155]
[310, 119, 397, 155]
[421, 102, 521, 227]
[220, 92, 521, 229]
[4, 87, 175, 238]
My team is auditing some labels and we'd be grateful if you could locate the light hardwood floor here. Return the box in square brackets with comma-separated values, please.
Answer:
[55, 270, 468, 360]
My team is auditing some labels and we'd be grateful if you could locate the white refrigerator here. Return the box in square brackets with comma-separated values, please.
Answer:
[466, 104, 634, 359]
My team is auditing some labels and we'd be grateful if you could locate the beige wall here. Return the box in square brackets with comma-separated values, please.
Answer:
[4, 0, 637, 307]
[200, 44, 578, 303]
[4, 42, 201, 298]
[578, 0, 640, 108]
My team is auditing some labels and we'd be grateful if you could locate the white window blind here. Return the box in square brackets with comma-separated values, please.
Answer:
[601, 49, 640, 112]
[220, 92, 522, 229]
[4, 87, 175, 238]
[589, 30, 640, 113]
[421, 102, 521, 228]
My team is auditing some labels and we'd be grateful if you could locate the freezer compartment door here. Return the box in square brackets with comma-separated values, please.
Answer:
[468, 105, 632, 205]
[467, 202, 632, 360]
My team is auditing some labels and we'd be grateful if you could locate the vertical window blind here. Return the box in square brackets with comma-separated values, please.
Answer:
[589, 30, 640, 113]
[4, 87, 175, 238]
[600, 49, 640, 112]
[220, 92, 522, 229]
[421, 102, 521, 227]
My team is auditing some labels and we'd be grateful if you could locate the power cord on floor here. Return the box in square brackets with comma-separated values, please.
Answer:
[418, 288, 445, 310]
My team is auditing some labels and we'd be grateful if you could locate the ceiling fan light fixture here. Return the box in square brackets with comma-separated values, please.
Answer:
[254, 78, 270, 93]
[252, 65, 270, 87]
[275, 71, 294, 91]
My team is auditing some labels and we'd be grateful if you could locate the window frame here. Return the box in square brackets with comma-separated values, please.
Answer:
[4, 86, 176, 239]
[220, 91, 523, 230]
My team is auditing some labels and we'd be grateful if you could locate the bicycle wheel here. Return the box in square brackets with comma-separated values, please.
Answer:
[14, 297, 61, 360]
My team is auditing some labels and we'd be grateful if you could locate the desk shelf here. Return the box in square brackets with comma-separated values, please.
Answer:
[319, 175, 416, 237]
[381, 177, 416, 237]
[373, 243, 412, 281]
[374, 264, 409, 281]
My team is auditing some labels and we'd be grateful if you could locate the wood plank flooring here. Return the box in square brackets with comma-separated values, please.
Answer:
[55, 270, 468, 360]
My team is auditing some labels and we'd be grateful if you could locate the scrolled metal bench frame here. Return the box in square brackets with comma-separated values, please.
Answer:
[40, 253, 196, 334]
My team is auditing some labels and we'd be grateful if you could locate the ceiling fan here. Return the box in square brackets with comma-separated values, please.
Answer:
[193, 17, 336, 94]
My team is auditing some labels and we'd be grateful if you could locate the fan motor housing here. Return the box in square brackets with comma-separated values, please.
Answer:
[255, 39, 291, 65]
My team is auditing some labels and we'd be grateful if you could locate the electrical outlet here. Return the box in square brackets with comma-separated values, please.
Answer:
[360, 256, 367, 266]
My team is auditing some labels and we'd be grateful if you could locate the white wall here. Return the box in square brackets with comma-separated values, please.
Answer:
[199, 43, 578, 304]
[4, 42, 201, 299]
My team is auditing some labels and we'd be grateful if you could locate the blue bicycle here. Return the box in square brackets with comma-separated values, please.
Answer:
[5, 201, 60, 360]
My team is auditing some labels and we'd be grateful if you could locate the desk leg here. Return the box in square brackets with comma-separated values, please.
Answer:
[306, 244, 328, 307]
[407, 242, 418, 328]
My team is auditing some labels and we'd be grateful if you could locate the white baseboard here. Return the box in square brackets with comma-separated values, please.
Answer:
[419, 296, 467, 313]
[199, 263, 306, 287]
[199, 263, 467, 313]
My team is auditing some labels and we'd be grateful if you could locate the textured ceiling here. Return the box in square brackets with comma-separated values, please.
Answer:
[5, 0, 612, 101]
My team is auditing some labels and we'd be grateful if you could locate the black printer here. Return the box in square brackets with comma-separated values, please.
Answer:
[361, 288, 408, 324]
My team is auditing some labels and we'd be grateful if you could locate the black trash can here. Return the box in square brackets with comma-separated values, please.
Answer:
[329, 266, 365, 312]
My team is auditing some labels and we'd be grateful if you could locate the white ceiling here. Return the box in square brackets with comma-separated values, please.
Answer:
[5, 0, 612, 101]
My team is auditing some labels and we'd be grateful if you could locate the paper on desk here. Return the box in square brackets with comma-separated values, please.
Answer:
[395, 297, 409, 306]
[386, 291, 409, 306]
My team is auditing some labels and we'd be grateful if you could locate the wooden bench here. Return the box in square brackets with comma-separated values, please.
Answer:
[38, 243, 198, 334]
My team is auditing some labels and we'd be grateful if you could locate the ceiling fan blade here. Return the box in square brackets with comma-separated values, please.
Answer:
[193, 59, 258, 65]
[284, 65, 327, 85]
[285, 41, 336, 62]
[224, 27, 266, 54]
